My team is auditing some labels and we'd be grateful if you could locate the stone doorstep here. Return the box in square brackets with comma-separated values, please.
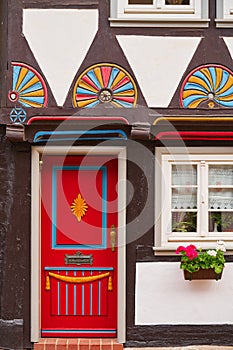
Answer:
[33, 338, 123, 350]
[32, 343, 233, 350]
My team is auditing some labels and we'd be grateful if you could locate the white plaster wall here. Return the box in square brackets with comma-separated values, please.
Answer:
[223, 37, 233, 61]
[117, 36, 201, 108]
[135, 262, 233, 325]
[23, 9, 98, 106]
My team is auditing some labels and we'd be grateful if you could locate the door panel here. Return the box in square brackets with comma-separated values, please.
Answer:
[41, 155, 118, 337]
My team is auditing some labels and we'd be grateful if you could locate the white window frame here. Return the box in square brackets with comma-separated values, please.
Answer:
[216, 0, 233, 27]
[109, 0, 209, 27]
[154, 147, 233, 254]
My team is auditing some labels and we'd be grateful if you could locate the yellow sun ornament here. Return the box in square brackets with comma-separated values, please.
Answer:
[70, 194, 88, 222]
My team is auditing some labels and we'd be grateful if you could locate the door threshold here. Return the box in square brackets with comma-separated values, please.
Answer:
[33, 338, 123, 350]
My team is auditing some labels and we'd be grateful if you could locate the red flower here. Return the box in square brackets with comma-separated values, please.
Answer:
[188, 244, 197, 250]
[185, 245, 198, 260]
[176, 244, 198, 260]
[176, 246, 186, 254]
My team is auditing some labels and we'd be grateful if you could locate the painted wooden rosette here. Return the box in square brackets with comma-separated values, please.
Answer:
[8, 62, 48, 108]
[180, 64, 233, 109]
[73, 63, 137, 108]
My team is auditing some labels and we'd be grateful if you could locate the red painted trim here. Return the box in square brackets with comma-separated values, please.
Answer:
[179, 64, 233, 108]
[11, 61, 48, 106]
[155, 131, 233, 141]
[27, 116, 129, 125]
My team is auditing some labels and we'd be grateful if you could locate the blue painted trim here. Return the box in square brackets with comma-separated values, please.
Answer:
[90, 271, 93, 316]
[98, 280, 101, 316]
[82, 271, 85, 316]
[90, 284, 93, 316]
[74, 271, 77, 316]
[42, 330, 117, 334]
[57, 282, 60, 316]
[102, 166, 107, 248]
[52, 166, 57, 249]
[33, 129, 128, 143]
[66, 271, 68, 316]
[45, 267, 114, 271]
[52, 166, 107, 250]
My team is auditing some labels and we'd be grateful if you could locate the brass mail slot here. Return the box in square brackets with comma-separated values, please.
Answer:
[65, 251, 93, 266]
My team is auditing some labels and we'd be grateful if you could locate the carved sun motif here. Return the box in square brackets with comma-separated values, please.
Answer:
[71, 194, 88, 222]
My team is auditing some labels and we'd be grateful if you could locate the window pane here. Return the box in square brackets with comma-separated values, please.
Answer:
[172, 164, 197, 186]
[128, 0, 153, 4]
[209, 165, 233, 186]
[172, 188, 197, 209]
[209, 189, 233, 210]
[165, 0, 190, 4]
[172, 212, 197, 232]
[209, 212, 233, 232]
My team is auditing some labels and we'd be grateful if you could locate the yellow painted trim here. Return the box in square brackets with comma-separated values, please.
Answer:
[77, 98, 98, 108]
[48, 271, 110, 284]
[20, 89, 45, 98]
[15, 67, 28, 91]
[19, 98, 43, 108]
[19, 75, 39, 93]
[94, 67, 104, 89]
[153, 117, 233, 125]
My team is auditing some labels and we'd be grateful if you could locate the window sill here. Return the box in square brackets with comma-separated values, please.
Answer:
[153, 244, 233, 256]
[109, 17, 210, 27]
[124, 9, 195, 15]
[109, 17, 210, 28]
[215, 19, 233, 28]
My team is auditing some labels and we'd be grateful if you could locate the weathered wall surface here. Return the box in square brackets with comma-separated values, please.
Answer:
[0, 128, 31, 349]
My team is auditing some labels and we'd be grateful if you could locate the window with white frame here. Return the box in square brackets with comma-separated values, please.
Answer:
[154, 148, 233, 252]
[216, 0, 233, 27]
[109, 0, 209, 27]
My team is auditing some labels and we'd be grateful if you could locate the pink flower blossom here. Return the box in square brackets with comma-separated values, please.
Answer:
[188, 244, 197, 250]
[185, 245, 198, 260]
[176, 246, 186, 254]
[176, 244, 198, 259]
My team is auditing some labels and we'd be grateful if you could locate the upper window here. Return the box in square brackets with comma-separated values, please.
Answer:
[109, 0, 209, 27]
[154, 148, 233, 253]
[216, 0, 233, 27]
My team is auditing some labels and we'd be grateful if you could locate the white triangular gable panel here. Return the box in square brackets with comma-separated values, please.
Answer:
[117, 36, 201, 108]
[23, 9, 98, 106]
[223, 37, 233, 60]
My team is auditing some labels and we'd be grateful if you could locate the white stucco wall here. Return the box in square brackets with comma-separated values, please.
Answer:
[117, 36, 201, 108]
[223, 37, 233, 62]
[23, 9, 98, 106]
[135, 262, 233, 325]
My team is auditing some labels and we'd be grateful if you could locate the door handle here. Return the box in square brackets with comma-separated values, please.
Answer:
[110, 225, 116, 252]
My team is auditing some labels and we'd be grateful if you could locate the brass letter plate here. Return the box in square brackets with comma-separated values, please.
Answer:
[65, 251, 93, 266]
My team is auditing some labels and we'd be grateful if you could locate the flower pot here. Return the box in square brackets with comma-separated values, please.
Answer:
[183, 268, 223, 281]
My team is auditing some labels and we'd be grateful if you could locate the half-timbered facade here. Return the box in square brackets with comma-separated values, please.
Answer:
[1, 1, 233, 349]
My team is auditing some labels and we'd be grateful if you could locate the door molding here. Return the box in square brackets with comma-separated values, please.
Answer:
[31, 146, 127, 343]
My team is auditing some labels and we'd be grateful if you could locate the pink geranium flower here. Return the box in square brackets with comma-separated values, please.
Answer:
[176, 246, 186, 254]
[188, 244, 197, 250]
[185, 245, 198, 260]
[176, 244, 198, 259]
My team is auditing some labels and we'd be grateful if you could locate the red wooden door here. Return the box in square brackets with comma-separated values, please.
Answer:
[41, 155, 118, 338]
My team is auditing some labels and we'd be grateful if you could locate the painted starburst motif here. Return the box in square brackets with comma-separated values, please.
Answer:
[70, 194, 88, 222]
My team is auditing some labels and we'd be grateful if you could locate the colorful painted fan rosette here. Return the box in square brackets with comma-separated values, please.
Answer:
[8, 62, 48, 108]
[73, 63, 138, 108]
[180, 64, 233, 109]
